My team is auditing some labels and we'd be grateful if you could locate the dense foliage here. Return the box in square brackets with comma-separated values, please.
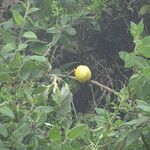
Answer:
[0, 0, 150, 150]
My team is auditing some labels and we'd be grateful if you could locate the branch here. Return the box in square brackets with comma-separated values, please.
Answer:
[90, 80, 119, 96]
[50, 74, 119, 96]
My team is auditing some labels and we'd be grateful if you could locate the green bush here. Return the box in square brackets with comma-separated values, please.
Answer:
[0, 0, 150, 150]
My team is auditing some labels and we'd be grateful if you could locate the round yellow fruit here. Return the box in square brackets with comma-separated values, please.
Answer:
[74, 65, 91, 82]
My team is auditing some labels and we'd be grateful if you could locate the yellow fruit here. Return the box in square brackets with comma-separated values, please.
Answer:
[74, 65, 91, 82]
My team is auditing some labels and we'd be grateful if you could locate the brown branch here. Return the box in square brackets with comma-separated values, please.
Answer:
[90, 80, 119, 96]
[50, 74, 119, 96]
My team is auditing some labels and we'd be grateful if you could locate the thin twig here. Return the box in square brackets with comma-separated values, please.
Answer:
[71, 100, 78, 119]
[89, 83, 97, 107]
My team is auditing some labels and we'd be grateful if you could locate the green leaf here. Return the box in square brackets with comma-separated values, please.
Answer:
[27, 7, 40, 15]
[31, 43, 48, 55]
[0, 27, 16, 43]
[119, 51, 135, 68]
[67, 124, 86, 140]
[0, 123, 8, 137]
[19, 55, 49, 80]
[51, 32, 61, 46]
[33, 85, 48, 94]
[143, 67, 150, 78]
[18, 43, 28, 51]
[126, 129, 141, 147]
[27, 55, 47, 63]
[94, 108, 111, 124]
[123, 116, 149, 126]
[141, 36, 150, 45]
[136, 45, 150, 58]
[136, 100, 150, 113]
[19, 61, 43, 80]
[1, 43, 16, 59]
[61, 14, 70, 25]
[52, 90, 61, 105]
[15, 143, 27, 150]
[47, 27, 59, 34]
[119, 51, 149, 68]
[1, 18, 14, 30]
[12, 10, 24, 26]
[0, 64, 11, 82]
[54, 84, 73, 119]
[0, 141, 9, 150]
[0, 106, 14, 118]
[36, 113, 47, 127]
[129, 75, 150, 100]
[65, 26, 76, 36]
[130, 21, 138, 39]
[10, 123, 31, 144]
[2, 43, 16, 54]
[136, 36, 150, 58]
[34, 106, 53, 114]
[23, 31, 37, 39]
[95, 108, 110, 117]
[49, 126, 61, 142]
[10, 53, 23, 70]
[137, 19, 144, 35]
[130, 20, 144, 40]
[139, 4, 150, 16]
